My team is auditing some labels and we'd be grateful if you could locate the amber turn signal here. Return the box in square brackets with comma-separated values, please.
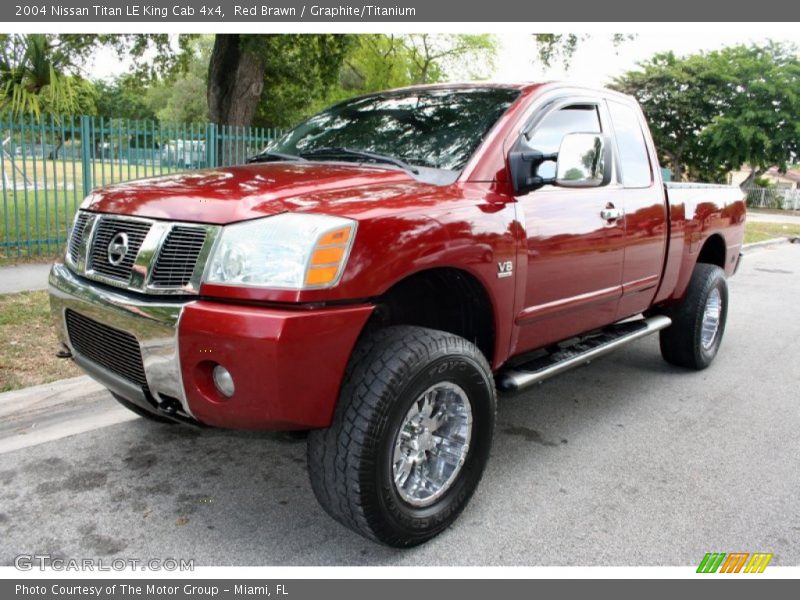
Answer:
[303, 223, 356, 287]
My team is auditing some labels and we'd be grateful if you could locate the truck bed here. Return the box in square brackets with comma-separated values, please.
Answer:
[656, 180, 746, 307]
[664, 181, 744, 211]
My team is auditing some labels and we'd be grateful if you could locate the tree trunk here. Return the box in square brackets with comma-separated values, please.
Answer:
[671, 159, 682, 182]
[207, 35, 265, 164]
[207, 34, 264, 126]
[661, 149, 683, 181]
[738, 166, 763, 189]
[49, 132, 69, 161]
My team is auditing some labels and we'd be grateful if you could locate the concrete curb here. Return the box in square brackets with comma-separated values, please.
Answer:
[742, 237, 793, 253]
[0, 375, 103, 413]
[0, 375, 137, 455]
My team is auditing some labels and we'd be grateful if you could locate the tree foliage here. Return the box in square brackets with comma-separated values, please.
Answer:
[611, 43, 800, 183]
[0, 34, 97, 118]
[145, 36, 212, 124]
[402, 34, 496, 83]
[3, 33, 497, 130]
[214, 34, 498, 129]
[534, 33, 635, 69]
[56, 34, 195, 81]
[285, 34, 497, 126]
[94, 77, 156, 121]
[248, 34, 354, 127]
[1, 33, 196, 119]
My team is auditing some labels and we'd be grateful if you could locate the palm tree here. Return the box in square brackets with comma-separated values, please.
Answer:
[0, 34, 91, 119]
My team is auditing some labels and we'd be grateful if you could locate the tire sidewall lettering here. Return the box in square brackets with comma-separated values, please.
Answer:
[375, 353, 493, 539]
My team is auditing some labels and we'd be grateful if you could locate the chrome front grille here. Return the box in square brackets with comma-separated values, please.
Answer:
[65, 309, 148, 389]
[66, 211, 219, 294]
[68, 212, 90, 264]
[89, 218, 152, 282]
[151, 226, 207, 287]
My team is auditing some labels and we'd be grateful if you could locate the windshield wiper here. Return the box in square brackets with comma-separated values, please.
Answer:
[300, 147, 419, 174]
[248, 151, 307, 163]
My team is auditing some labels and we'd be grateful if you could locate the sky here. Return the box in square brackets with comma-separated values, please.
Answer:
[491, 32, 799, 86]
[87, 31, 800, 85]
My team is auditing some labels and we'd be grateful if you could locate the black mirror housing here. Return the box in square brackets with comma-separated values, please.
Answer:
[508, 150, 557, 195]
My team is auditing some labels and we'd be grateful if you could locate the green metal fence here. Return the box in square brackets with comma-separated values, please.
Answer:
[0, 115, 284, 259]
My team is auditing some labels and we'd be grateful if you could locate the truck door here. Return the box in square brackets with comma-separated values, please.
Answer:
[513, 99, 625, 354]
[604, 99, 667, 319]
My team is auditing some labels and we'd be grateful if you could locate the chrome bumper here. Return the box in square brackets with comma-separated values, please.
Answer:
[48, 262, 195, 419]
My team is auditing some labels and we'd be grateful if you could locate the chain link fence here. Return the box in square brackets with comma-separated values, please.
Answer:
[742, 185, 800, 211]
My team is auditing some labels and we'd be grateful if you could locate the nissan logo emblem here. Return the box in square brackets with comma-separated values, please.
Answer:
[107, 232, 130, 266]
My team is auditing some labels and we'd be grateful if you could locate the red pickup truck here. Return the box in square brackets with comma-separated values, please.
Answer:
[49, 82, 745, 547]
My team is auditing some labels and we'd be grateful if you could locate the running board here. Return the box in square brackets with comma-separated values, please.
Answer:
[497, 314, 672, 392]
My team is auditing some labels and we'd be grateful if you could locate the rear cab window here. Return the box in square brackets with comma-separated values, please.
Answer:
[606, 100, 653, 188]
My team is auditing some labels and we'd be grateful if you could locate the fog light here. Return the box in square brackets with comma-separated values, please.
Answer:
[212, 365, 235, 398]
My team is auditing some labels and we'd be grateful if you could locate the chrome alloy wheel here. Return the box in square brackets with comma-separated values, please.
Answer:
[392, 382, 473, 507]
[701, 287, 722, 350]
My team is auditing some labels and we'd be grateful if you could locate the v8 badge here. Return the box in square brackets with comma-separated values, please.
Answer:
[497, 260, 513, 278]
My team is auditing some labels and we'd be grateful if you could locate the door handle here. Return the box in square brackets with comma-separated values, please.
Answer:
[600, 207, 624, 221]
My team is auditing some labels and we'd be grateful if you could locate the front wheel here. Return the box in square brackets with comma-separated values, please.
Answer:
[659, 263, 729, 370]
[307, 326, 496, 547]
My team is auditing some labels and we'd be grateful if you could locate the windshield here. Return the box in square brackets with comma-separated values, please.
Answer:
[267, 87, 520, 171]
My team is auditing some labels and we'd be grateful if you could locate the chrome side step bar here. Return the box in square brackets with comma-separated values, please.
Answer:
[497, 314, 672, 392]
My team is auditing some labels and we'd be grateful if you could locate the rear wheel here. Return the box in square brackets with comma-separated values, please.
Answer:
[659, 263, 728, 369]
[307, 326, 496, 547]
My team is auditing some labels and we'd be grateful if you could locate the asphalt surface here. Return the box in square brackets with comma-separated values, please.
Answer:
[0, 243, 798, 566]
[0, 263, 51, 294]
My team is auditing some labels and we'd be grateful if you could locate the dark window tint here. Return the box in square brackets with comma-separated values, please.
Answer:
[607, 100, 652, 188]
[269, 88, 520, 171]
[525, 105, 601, 179]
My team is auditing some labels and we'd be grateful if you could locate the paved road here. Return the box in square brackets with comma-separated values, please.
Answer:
[0, 263, 51, 294]
[1, 244, 798, 566]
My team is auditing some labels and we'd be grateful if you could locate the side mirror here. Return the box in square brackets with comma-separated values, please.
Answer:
[554, 133, 612, 188]
[508, 149, 557, 195]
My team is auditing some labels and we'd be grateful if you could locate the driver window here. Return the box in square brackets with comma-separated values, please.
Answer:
[523, 104, 602, 180]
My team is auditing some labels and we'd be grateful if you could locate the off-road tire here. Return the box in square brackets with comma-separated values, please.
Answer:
[307, 326, 496, 547]
[659, 263, 728, 370]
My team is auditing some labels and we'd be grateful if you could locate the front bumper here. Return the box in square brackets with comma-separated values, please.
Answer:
[49, 262, 374, 430]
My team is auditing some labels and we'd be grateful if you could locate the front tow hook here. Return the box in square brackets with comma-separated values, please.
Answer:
[158, 397, 181, 416]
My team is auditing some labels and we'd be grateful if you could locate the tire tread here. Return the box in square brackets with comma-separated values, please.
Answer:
[659, 263, 727, 369]
[307, 325, 495, 546]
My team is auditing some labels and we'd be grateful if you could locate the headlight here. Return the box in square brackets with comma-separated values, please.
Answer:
[204, 213, 356, 289]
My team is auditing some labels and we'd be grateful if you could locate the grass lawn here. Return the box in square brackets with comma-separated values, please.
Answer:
[1, 160, 183, 260]
[0, 190, 80, 261]
[748, 207, 800, 217]
[0, 290, 79, 392]
[2, 156, 180, 195]
[743, 222, 800, 244]
[0, 252, 60, 267]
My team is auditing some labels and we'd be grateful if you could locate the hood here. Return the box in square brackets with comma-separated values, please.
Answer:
[81, 162, 427, 224]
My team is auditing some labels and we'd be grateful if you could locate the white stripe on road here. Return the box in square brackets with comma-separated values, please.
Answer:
[0, 375, 139, 454]
[0, 408, 139, 454]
